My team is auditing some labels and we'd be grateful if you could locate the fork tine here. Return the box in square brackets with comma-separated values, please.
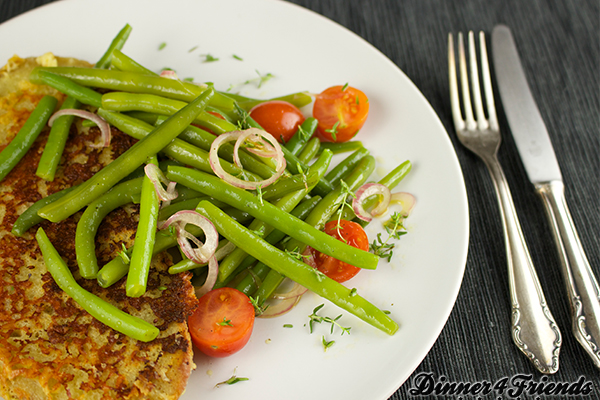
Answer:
[479, 31, 499, 131]
[448, 33, 464, 131]
[468, 31, 487, 130]
[458, 32, 476, 130]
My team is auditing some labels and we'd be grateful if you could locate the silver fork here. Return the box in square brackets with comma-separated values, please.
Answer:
[448, 31, 562, 374]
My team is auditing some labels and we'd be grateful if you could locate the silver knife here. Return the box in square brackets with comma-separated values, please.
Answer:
[492, 24, 600, 369]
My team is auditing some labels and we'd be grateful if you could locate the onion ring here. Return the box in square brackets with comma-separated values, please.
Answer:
[194, 256, 219, 298]
[271, 281, 308, 300]
[49, 109, 111, 148]
[160, 210, 219, 264]
[159, 70, 179, 80]
[391, 192, 416, 217]
[144, 163, 178, 203]
[209, 128, 286, 190]
[352, 183, 392, 222]
[258, 296, 302, 318]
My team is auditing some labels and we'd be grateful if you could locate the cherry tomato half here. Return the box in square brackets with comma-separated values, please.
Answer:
[313, 85, 369, 142]
[306, 220, 369, 283]
[249, 101, 305, 143]
[188, 287, 255, 358]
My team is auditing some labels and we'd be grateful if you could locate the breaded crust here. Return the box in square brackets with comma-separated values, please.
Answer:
[0, 56, 198, 400]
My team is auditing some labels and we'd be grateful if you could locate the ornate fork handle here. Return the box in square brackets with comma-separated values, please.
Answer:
[481, 151, 562, 374]
[536, 181, 600, 368]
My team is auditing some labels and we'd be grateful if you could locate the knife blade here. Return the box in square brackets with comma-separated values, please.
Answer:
[492, 24, 600, 369]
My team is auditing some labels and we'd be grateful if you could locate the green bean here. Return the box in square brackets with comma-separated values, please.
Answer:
[378, 159, 412, 189]
[102, 92, 237, 134]
[155, 114, 275, 178]
[325, 147, 370, 188]
[95, 24, 132, 69]
[235, 195, 322, 295]
[158, 197, 207, 221]
[37, 19, 122, 162]
[285, 155, 376, 251]
[217, 188, 310, 281]
[126, 156, 160, 297]
[97, 202, 250, 288]
[260, 171, 319, 201]
[35, 227, 159, 342]
[30, 66, 233, 110]
[124, 111, 161, 125]
[157, 197, 230, 221]
[233, 106, 334, 196]
[318, 140, 364, 155]
[236, 263, 270, 295]
[11, 185, 78, 237]
[36, 96, 80, 181]
[166, 162, 379, 270]
[221, 91, 313, 111]
[168, 239, 233, 274]
[195, 201, 397, 335]
[32, 70, 103, 108]
[110, 51, 238, 121]
[339, 159, 412, 223]
[297, 136, 320, 164]
[110, 48, 155, 75]
[0, 95, 57, 182]
[174, 122, 277, 180]
[49, 20, 124, 151]
[97, 258, 129, 288]
[38, 88, 214, 222]
[75, 177, 143, 279]
[254, 156, 376, 302]
[98, 109, 261, 182]
[206, 150, 331, 282]
[284, 117, 318, 156]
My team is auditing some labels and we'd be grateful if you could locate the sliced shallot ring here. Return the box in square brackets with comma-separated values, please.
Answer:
[232, 128, 280, 168]
[239, 134, 278, 160]
[160, 210, 218, 264]
[209, 128, 286, 190]
[271, 281, 308, 300]
[194, 256, 218, 298]
[258, 296, 302, 318]
[49, 109, 111, 148]
[352, 183, 392, 222]
[144, 164, 179, 202]
[391, 192, 417, 217]
[214, 240, 237, 261]
[160, 70, 179, 80]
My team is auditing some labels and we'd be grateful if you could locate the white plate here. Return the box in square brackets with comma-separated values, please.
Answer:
[0, 1, 469, 399]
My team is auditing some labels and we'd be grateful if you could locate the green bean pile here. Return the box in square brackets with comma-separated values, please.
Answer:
[3, 24, 413, 341]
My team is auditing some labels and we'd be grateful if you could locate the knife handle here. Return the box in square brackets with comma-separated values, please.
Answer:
[536, 181, 600, 369]
[483, 154, 562, 373]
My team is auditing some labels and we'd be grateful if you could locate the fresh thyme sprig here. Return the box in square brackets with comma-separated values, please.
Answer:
[297, 163, 309, 191]
[308, 304, 351, 335]
[322, 336, 335, 351]
[117, 243, 131, 265]
[227, 70, 274, 92]
[369, 211, 407, 262]
[218, 317, 233, 327]
[285, 247, 309, 261]
[249, 295, 268, 316]
[215, 375, 249, 387]
[333, 180, 357, 242]
[325, 121, 340, 141]
[256, 184, 264, 206]
[202, 54, 219, 63]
